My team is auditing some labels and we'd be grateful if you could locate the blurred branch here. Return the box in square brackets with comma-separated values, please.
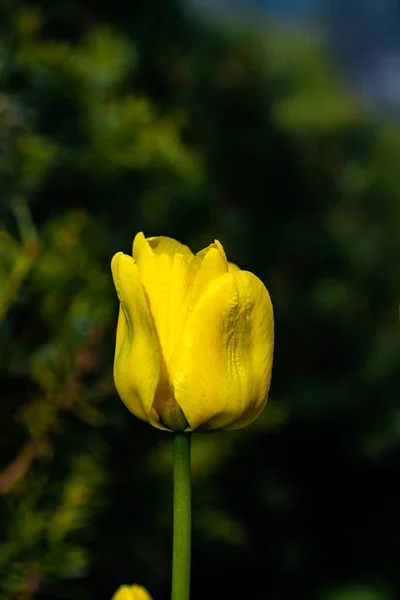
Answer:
[12, 196, 39, 246]
[0, 325, 107, 495]
[0, 198, 40, 323]
[9, 564, 41, 600]
[0, 440, 40, 495]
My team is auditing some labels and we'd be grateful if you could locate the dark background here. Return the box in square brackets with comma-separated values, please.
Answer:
[1, 1, 399, 599]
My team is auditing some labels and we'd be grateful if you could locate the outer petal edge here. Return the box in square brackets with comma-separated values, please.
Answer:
[111, 252, 160, 424]
[170, 269, 274, 431]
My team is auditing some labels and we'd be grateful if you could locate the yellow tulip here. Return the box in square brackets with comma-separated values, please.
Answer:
[111, 584, 152, 600]
[111, 232, 274, 432]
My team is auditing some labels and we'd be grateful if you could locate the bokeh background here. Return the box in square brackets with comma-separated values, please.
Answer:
[1, 0, 400, 598]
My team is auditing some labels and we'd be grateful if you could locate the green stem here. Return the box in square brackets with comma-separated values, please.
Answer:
[171, 433, 191, 600]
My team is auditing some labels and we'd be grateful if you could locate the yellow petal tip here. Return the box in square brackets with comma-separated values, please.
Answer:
[111, 584, 153, 600]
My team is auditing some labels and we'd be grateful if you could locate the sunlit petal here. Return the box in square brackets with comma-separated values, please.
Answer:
[138, 251, 194, 363]
[111, 584, 153, 600]
[189, 240, 228, 311]
[170, 270, 274, 431]
[132, 231, 194, 266]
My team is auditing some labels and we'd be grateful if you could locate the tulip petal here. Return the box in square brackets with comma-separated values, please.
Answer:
[196, 239, 227, 262]
[111, 252, 160, 425]
[111, 584, 153, 600]
[138, 251, 194, 363]
[228, 262, 240, 273]
[148, 235, 194, 258]
[170, 270, 274, 431]
[132, 231, 194, 266]
[189, 242, 228, 311]
[132, 232, 154, 266]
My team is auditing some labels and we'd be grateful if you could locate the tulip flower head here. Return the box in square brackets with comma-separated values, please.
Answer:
[111, 584, 152, 600]
[111, 233, 274, 432]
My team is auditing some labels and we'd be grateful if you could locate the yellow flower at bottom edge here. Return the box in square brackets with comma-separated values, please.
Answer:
[111, 232, 274, 432]
[111, 584, 152, 600]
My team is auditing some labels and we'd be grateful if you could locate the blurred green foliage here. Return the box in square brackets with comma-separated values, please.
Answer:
[1, 1, 399, 599]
